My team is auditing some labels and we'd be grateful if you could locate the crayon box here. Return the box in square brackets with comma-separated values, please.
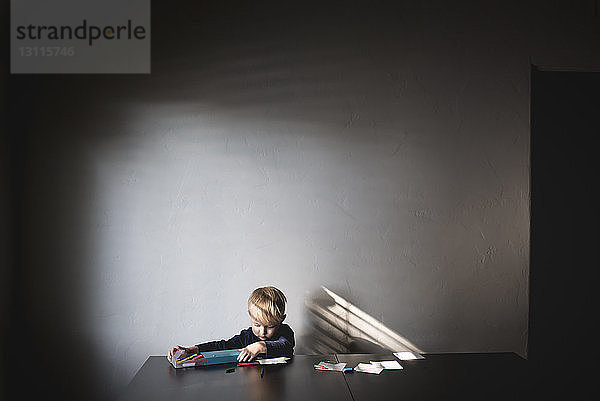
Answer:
[169, 349, 241, 369]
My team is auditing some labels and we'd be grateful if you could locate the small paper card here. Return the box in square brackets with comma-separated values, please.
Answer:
[258, 357, 290, 365]
[314, 361, 347, 371]
[370, 360, 403, 370]
[394, 351, 425, 360]
[354, 363, 384, 374]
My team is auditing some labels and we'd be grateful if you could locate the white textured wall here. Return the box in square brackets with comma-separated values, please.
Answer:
[12, 1, 600, 400]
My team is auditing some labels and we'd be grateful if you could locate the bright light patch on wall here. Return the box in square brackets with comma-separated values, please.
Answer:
[305, 286, 424, 354]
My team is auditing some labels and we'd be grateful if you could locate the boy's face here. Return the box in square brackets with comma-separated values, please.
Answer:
[248, 305, 281, 340]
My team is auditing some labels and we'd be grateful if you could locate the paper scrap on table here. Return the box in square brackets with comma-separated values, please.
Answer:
[258, 357, 290, 365]
[354, 363, 384, 374]
[394, 351, 425, 360]
[314, 361, 347, 371]
[370, 360, 403, 370]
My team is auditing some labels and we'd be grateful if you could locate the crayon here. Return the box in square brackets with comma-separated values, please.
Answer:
[178, 353, 198, 362]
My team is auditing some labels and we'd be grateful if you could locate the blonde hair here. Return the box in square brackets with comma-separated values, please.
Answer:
[248, 286, 287, 325]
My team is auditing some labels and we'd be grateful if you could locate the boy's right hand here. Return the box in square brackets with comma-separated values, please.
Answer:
[167, 345, 197, 360]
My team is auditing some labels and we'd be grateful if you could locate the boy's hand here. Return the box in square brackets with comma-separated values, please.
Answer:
[238, 341, 266, 362]
[167, 345, 198, 360]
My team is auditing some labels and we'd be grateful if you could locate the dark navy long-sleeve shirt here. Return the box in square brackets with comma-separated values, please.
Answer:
[195, 324, 295, 358]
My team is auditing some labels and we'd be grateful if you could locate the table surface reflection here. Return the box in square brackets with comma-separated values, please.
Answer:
[118, 352, 529, 401]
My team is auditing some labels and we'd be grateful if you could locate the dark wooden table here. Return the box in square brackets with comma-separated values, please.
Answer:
[117, 354, 352, 401]
[336, 352, 530, 401]
[118, 352, 530, 400]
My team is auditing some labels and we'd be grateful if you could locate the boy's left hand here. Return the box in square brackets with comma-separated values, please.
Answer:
[238, 341, 266, 362]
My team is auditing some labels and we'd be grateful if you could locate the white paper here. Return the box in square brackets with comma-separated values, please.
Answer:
[370, 360, 403, 370]
[394, 351, 425, 360]
[316, 361, 347, 371]
[354, 363, 384, 374]
[258, 357, 290, 365]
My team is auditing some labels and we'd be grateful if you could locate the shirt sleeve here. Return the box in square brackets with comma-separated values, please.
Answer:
[195, 329, 249, 352]
[264, 324, 295, 358]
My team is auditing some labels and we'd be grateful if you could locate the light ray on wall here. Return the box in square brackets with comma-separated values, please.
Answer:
[304, 286, 424, 354]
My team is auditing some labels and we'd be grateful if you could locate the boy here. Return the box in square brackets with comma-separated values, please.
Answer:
[167, 286, 294, 362]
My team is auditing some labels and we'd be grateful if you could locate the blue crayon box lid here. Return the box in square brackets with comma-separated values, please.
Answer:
[170, 349, 242, 369]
